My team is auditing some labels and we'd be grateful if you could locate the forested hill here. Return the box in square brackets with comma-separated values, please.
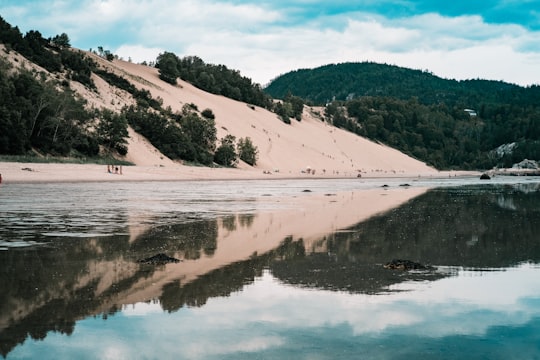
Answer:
[265, 62, 540, 170]
[264, 62, 536, 107]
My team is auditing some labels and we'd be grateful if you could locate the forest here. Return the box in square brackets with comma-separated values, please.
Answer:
[265, 62, 540, 169]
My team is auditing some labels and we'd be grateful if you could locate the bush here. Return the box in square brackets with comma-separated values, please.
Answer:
[238, 137, 258, 166]
[201, 108, 215, 120]
[214, 135, 237, 167]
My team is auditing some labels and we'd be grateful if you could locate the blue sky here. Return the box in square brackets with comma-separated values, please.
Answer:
[1, 0, 540, 86]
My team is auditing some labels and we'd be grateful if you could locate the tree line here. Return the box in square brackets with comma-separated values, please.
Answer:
[0, 16, 96, 89]
[156, 52, 273, 109]
[155, 51, 305, 125]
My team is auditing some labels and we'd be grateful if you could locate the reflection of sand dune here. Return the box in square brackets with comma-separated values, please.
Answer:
[102, 187, 428, 307]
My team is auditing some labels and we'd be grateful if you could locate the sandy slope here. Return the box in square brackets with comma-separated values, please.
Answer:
[0, 50, 465, 183]
[108, 58, 437, 176]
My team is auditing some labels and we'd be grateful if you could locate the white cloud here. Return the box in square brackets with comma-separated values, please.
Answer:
[115, 44, 163, 63]
[2, 0, 540, 85]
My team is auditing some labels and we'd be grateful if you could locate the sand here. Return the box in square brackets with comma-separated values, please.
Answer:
[0, 160, 476, 184]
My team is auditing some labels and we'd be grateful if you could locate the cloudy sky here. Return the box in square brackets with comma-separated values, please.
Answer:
[1, 0, 540, 86]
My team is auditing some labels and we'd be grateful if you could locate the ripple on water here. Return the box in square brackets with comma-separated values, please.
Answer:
[0, 239, 47, 250]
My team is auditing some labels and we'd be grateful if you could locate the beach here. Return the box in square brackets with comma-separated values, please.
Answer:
[0, 161, 476, 184]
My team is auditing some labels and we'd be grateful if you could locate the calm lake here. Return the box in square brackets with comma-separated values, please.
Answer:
[1, 177, 540, 359]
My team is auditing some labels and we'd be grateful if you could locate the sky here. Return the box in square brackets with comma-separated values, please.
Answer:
[1, 0, 540, 86]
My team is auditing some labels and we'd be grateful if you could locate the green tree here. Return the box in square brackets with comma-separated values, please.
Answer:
[50, 33, 70, 48]
[180, 112, 217, 164]
[214, 134, 237, 167]
[284, 93, 304, 121]
[238, 137, 258, 166]
[157, 52, 179, 85]
[201, 108, 215, 120]
[96, 109, 129, 155]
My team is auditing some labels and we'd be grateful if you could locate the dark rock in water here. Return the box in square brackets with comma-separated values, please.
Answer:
[480, 173, 491, 180]
[381, 184, 389, 188]
[137, 253, 181, 265]
[302, 189, 312, 192]
[384, 259, 430, 271]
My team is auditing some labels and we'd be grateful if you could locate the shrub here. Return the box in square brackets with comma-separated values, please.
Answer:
[238, 137, 258, 166]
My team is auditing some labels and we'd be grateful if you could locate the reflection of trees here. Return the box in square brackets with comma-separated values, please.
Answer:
[270, 252, 446, 294]
[220, 214, 256, 232]
[159, 236, 304, 312]
[221, 215, 237, 232]
[0, 234, 152, 357]
[131, 219, 218, 259]
[338, 184, 540, 268]
[270, 184, 540, 295]
[238, 213, 256, 228]
[0, 218, 220, 357]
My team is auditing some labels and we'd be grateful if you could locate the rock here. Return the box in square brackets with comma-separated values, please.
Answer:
[512, 159, 539, 170]
[383, 259, 430, 271]
[137, 253, 181, 265]
[480, 173, 491, 180]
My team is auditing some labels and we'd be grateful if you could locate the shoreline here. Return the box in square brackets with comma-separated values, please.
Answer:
[0, 161, 480, 184]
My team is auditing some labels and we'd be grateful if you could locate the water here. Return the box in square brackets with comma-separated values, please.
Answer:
[1, 177, 540, 359]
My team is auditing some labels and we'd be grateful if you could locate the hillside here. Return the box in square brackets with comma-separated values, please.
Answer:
[265, 62, 540, 170]
[85, 54, 437, 176]
[0, 45, 439, 179]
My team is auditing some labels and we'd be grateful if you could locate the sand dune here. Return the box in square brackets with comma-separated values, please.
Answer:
[0, 51, 468, 183]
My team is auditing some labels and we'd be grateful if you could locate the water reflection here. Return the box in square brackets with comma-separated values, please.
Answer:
[1, 181, 540, 358]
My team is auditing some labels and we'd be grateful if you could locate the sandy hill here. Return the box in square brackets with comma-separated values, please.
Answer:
[3, 47, 440, 179]
[85, 52, 439, 177]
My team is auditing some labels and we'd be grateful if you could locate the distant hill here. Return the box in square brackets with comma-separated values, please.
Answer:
[264, 62, 528, 107]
